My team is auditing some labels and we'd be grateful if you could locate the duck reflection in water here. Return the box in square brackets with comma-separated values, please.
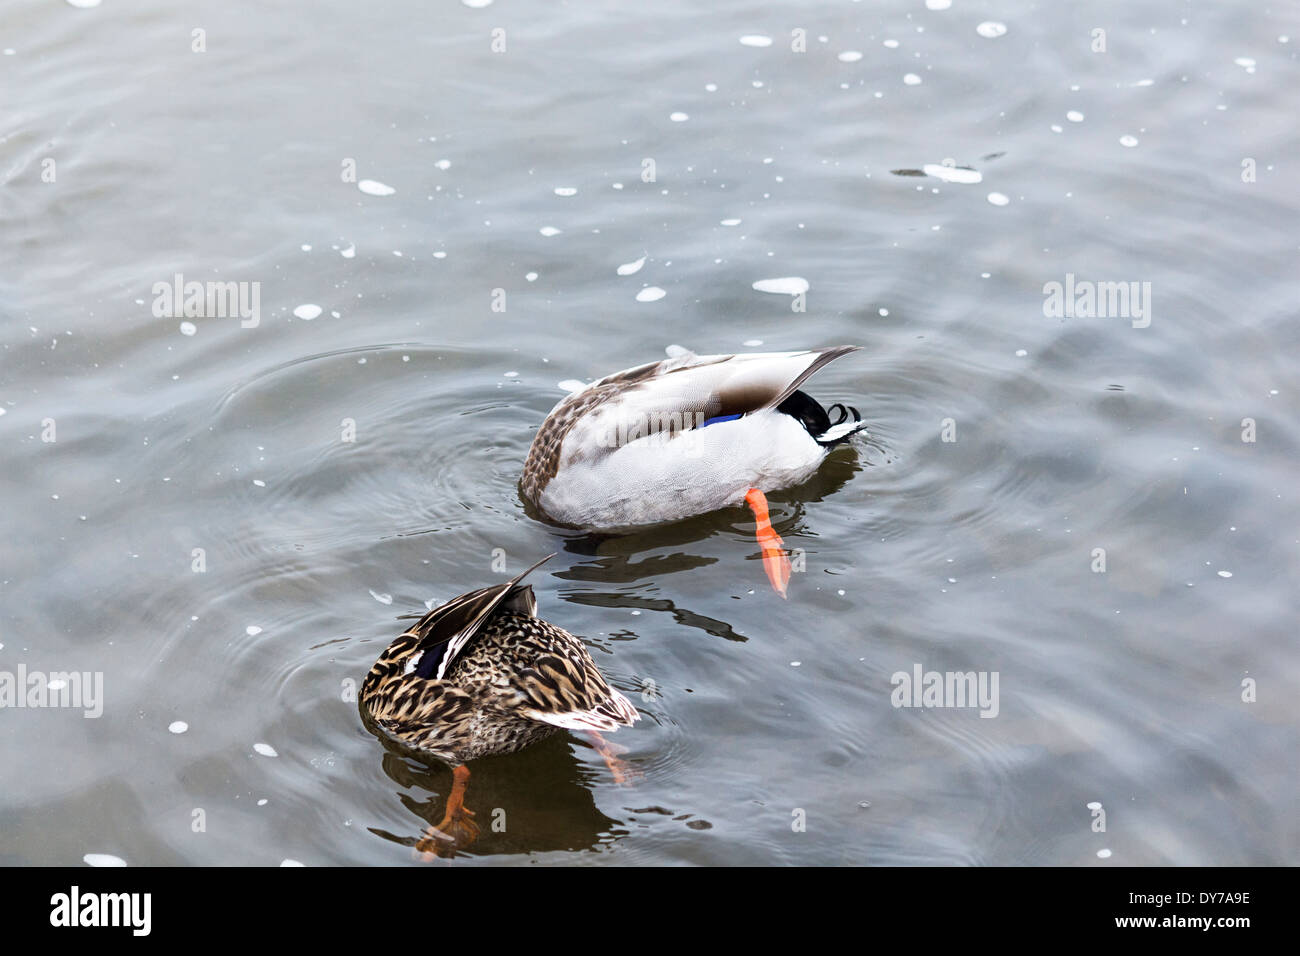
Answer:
[548, 435, 874, 625]
[367, 736, 635, 859]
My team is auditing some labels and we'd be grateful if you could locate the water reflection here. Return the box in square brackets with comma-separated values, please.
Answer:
[365, 736, 628, 859]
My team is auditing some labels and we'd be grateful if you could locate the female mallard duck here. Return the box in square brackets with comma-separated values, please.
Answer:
[360, 555, 638, 854]
[521, 345, 869, 596]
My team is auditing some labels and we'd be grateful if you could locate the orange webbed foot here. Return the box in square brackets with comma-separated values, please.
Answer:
[745, 488, 791, 598]
[587, 731, 643, 786]
[413, 765, 479, 860]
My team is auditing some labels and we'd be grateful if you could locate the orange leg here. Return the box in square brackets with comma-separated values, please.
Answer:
[414, 764, 479, 860]
[586, 731, 641, 785]
[745, 488, 791, 598]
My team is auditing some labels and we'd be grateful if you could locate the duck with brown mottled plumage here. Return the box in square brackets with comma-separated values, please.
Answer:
[360, 555, 637, 856]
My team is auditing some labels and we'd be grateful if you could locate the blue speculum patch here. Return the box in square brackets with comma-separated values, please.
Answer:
[700, 413, 742, 428]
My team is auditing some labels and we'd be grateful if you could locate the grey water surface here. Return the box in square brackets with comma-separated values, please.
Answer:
[1, 0, 1297, 865]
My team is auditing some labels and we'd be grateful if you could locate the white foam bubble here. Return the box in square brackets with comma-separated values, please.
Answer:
[293, 304, 322, 320]
[253, 742, 278, 757]
[358, 180, 396, 196]
[752, 277, 809, 295]
[635, 286, 666, 302]
[617, 256, 646, 276]
[922, 163, 982, 184]
[169, 721, 188, 734]
[739, 35, 773, 47]
[976, 21, 1007, 38]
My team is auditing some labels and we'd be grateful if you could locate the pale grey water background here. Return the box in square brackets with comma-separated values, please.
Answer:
[1, 0, 1297, 865]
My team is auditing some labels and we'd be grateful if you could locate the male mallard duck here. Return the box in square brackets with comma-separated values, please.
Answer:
[520, 345, 869, 596]
[360, 555, 638, 854]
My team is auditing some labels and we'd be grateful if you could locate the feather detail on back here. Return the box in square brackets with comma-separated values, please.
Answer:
[511, 646, 641, 733]
[404, 554, 553, 680]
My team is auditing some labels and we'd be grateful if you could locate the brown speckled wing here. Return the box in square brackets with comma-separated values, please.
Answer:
[519, 384, 617, 506]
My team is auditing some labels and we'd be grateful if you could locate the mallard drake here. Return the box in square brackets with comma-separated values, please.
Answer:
[521, 345, 869, 596]
[360, 555, 638, 854]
